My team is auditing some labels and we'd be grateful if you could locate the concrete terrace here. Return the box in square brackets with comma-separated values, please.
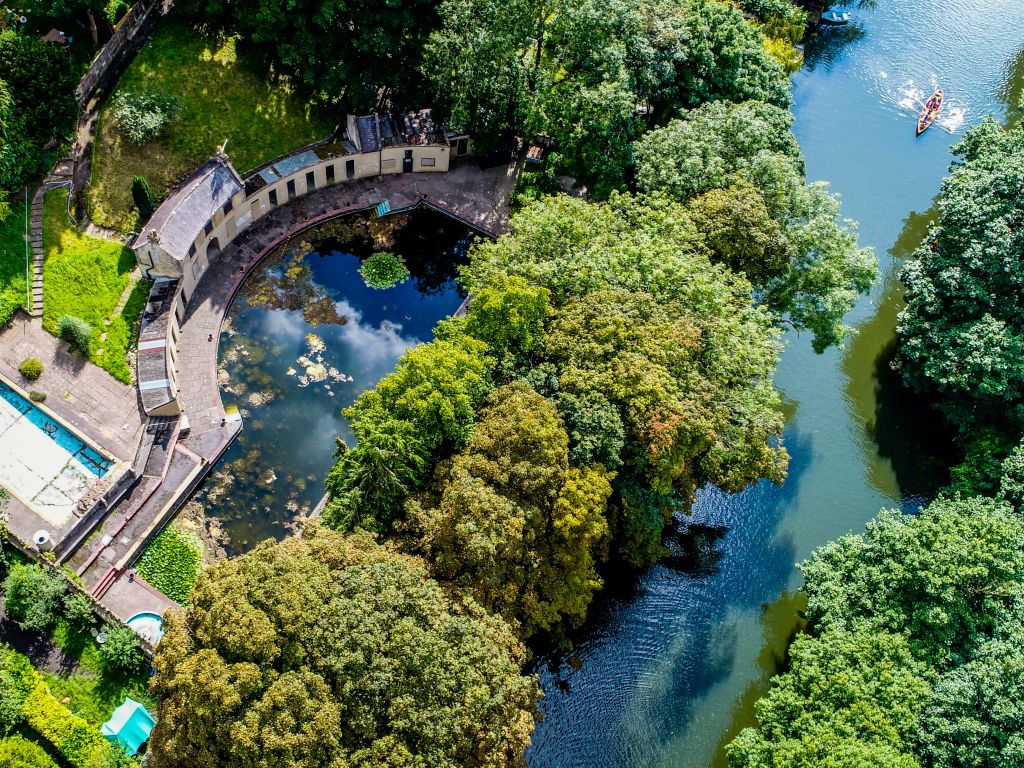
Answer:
[0, 313, 144, 546]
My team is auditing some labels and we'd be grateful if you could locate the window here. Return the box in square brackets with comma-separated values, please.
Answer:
[306, 171, 315, 191]
[287, 179, 296, 200]
[188, 242, 196, 258]
[345, 159, 355, 178]
[203, 220, 213, 235]
[222, 198, 234, 214]
[420, 157, 436, 167]
[326, 164, 335, 183]
[268, 189, 278, 207]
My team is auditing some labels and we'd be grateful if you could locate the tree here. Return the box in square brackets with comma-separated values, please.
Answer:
[149, 528, 539, 768]
[0, 736, 59, 768]
[130, 176, 153, 221]
[422, 0, 535, 149]
[631, 0, 791, 115]
[898, 118, 1024, 431]
[406, 383, 612, 634]
[98, 625, 144, 676]
[461, 194, 787, 565]
[917, 617, 1024, 768]
[0, 646, 36, 737]
[2, 564, 66, 632]
[635, 100, 876, 351]
[727, 631, 929, 768]
[322, 421, 427, 532]
[0, 32, 77, 190]
[800, 496, 1024, 670]
[177, 0, 439, 111]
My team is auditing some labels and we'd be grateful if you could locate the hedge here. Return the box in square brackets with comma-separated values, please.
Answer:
[0, 736, 59, 768]
[22, 681, 111, 767]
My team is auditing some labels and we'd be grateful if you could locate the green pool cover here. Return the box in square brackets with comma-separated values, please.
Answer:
[101, 697, 155, 756]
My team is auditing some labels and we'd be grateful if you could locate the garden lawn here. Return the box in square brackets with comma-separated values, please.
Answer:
[41, 190, 139, 383]
[0, 200, 29, 325]
[40, 619, 153, 729]
[88, 20, 333, 231]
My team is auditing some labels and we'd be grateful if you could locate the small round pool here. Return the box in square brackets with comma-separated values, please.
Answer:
[126, 612, 164, 644]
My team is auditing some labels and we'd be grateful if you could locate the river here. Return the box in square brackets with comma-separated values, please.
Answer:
[524, 2, 1024, 767]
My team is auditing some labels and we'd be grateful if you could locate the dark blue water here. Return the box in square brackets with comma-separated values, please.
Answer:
[196, 210, 469, 551]
[525, 3, 1024, 767]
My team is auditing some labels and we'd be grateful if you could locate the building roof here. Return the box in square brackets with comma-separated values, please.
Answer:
[133, 156, 243, 259]
[136, 279, 180, 415]
[352, 110, 448, 153]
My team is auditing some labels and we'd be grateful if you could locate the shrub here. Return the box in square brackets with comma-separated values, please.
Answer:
[18, 358, 42, 380]
[359, 251, 410, 290]
[98, 625, 144, 676]
[2, 564, 66, 632]
[0, 736, 59, 768]
[22, 680, 111, 768]
[130, 176, 153, 220]
[104, 0, 129, 23]
[0, 645, 37, 736]
[112, 91, 179, 144]
[57, 316, 91, 355]
[62, 593, 96, 632]
[29, 391, 46, 403]
[135, 526, 202, 604]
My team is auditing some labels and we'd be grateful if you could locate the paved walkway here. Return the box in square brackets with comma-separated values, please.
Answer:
[175, 160, 518, 439]
[0, 313, 145, 462]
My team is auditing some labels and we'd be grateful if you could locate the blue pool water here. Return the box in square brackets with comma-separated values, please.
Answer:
[0, 381, 113, 478]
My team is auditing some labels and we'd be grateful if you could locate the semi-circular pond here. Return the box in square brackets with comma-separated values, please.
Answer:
[192, 209, 472, 552]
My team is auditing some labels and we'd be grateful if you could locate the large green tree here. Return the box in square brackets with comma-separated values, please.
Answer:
[898, 117, 1024, 431]
[0, 31, 77, 191]
[149, 528, 539, 768]
[635, 99, 876, 351]
[177, 0, 438, 111]
[406, 382, 612, 635]
[729, 495, 1024, 768]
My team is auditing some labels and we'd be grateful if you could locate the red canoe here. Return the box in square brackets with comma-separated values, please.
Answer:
[917, 88, 944, 136]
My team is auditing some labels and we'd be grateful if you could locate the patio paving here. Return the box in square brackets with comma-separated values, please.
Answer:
[0, 312, 145, 462]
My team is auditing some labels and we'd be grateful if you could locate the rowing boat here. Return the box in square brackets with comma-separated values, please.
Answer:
[917, 88, 944, 136]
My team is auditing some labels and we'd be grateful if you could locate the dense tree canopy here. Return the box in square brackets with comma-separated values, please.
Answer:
[898, 118, 1024, 432]
[635, 99, 876, 351]
[149, 528, 539, 768]
[425, 0, 795, 193]
[729, 495, 1024, 768]
[176, 0, 438, 111]
[327, 193, 787, 632]
[406, 383, 612, 635]
[0, 31, 77, 193]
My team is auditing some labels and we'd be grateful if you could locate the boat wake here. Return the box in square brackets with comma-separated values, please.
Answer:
[894, 78, 967, 133]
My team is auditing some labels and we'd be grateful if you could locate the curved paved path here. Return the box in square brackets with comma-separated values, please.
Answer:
[175, 161, 518, 447]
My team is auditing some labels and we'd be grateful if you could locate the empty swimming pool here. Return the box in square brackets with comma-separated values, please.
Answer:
[0, 380, 113, 527]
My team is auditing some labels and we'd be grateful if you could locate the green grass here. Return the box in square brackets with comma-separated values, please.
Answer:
[0, 200, 30, 325]
[42, 625, 152, 728]
[42, 619, 153, 727]
[89, 20, 333, 231]
[41, 190, 139, 383]
[135, 525, 202, 604]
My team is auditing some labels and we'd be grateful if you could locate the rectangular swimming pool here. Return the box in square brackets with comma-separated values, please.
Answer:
[0, 381, 113, 528]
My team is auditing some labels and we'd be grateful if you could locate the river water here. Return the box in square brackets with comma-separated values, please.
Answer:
[524, 2, 1024, 767]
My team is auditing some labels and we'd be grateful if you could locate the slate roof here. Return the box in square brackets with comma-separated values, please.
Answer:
[136, 279, 180, 415]
[133, 158, 243, 259]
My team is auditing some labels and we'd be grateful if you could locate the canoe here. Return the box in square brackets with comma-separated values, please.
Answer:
[820, 10, 851, 25]
[917, 88, 944, 136]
